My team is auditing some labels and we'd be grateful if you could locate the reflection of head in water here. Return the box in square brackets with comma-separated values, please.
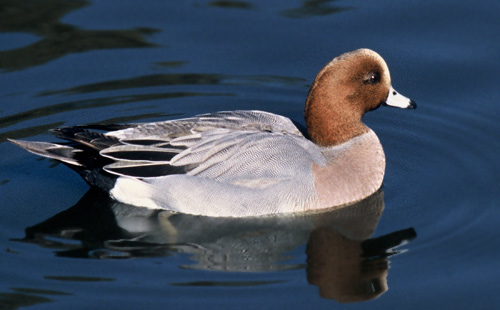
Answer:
[306, 189, 387, 302]
[305, 190, 417, 302]
[306, 227, 388, 302]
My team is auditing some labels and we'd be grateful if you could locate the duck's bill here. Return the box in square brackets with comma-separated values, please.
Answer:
[383, 86, 417, 109]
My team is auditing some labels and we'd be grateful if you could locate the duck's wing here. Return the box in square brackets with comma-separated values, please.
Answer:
[10, 111, 323, 184]
[107, 110, 304, 141]
[100, 110, 323, 180]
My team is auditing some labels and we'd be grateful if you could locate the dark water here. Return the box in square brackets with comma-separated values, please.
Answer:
[1, 0, 499, 309]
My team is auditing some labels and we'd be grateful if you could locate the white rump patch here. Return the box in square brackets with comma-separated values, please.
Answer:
[110, 177, 161, 210]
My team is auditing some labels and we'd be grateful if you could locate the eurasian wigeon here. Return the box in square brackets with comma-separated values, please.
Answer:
[10, 48, 416, 217]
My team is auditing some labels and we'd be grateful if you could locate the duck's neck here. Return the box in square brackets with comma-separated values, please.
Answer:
[304, 89, 368, 147]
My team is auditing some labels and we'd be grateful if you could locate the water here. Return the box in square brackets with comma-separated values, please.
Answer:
[1, 0, 499, 309]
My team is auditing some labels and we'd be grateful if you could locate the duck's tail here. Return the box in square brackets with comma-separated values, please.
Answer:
[8, 139, 83, 166]
[8, 126, 121, 191]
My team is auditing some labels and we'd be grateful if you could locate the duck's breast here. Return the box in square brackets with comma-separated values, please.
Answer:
[312, 130, 386, 209]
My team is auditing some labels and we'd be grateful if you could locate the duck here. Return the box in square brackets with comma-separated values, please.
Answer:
[9, 48, 416, 217]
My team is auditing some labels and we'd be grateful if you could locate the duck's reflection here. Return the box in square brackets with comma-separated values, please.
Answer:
[306, 225, 414, 302]
[17, 188, 416, 303]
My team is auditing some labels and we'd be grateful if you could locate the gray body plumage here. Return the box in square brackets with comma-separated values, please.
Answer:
[10, 111, 332, 217]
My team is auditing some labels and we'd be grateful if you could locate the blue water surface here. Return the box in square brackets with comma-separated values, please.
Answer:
[1, 0, 499, 309]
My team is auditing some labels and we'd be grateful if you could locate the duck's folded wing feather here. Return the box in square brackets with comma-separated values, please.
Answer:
[101, 111, 323, 180]
[103, 129, 323, 182]
[107, 110, 304, 141]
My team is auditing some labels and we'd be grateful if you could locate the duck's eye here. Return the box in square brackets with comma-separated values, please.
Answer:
[365, 72, 380, 85]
